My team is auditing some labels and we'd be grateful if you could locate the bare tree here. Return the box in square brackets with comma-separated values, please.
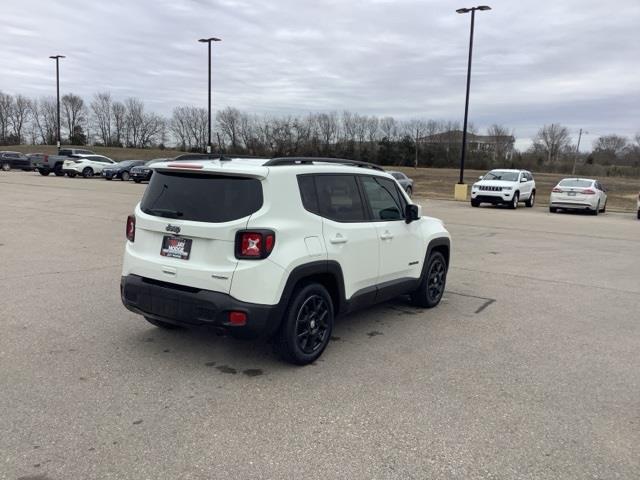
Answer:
[32, 97, 58, 145]
[91, 92, 112, 146]
[9, 95, 32, 144]
[61, 94, 86, 143]
[487, 124, 514, 163]
[404, 119, 427, 167]
[0, 91, 13, 142]
[379, 116, 398, 140]
[217, 107, 242, 150]
[593, 135, 628, 157]
[366, 116, 379, 143]
[315, 112, 339, 150]
[112, 101, 126, 147]
[533, 123, 571, 164]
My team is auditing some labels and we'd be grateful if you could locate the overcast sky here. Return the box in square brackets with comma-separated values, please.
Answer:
[2, 0, 639, 150]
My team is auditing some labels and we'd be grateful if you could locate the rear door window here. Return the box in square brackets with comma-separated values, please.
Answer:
[141, 171, 263, 222]
[314, 175, 367, 222]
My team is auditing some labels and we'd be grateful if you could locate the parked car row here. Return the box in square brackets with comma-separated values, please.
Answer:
[470, 168, 635, 218]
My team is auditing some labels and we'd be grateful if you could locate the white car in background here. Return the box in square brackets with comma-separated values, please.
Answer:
[549, 178, 608, 215]
[470, 169, 536, 209]
[63, 155, 117, 178]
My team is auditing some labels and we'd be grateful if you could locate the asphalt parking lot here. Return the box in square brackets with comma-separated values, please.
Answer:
[1, 172, 639, 480]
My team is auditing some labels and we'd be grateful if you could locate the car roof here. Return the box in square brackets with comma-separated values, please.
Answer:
[558, 177, 595, 183]
[488, 168, 525, 172]
[151, 157, 393, 179]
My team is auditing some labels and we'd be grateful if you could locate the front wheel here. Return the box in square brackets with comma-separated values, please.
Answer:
[67, 172, 77, 178]
[276, 283, 334, 365]
[411, 251, 447, 308]
[38, 169, 51, 176]
[471, 199, 480, 207]
[82, 167, 94, 178]
[1, 163, 10, 172]
[133, 179, 141, 184]
[509, 192, 520, 209]
[525, 191, 535, 207]
[121, 171, 130, 181]
[550, 207, 558, 213]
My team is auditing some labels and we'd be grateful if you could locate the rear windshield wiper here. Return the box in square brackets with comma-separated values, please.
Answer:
[144, 208, 184, 219]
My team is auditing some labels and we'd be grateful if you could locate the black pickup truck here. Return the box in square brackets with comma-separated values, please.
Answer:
[31, 148, 95, 176]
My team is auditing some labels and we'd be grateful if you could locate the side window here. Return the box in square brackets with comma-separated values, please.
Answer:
[314, 175, 367, 222]
[297, 175, 319, 214]
[361, 176, 405, 221]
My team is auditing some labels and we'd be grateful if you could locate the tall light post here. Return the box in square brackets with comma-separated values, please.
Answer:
[49, 55, 65, 149]
[198, 37, 221, 154]
[572, 128, 587, 175]
[455, 5, 491, 199]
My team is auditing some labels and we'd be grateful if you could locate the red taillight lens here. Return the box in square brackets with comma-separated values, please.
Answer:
[241, 233, 262, 257]
[126, 215, 136, 242]
[235, 230, 275, 259]
[582, 189, 596, 195]
[228, 311, 247, 326]
[552, 187, 563, 193]
[43, 155, 49, 163]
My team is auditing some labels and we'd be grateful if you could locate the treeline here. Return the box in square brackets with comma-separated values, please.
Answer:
[1, 90, 638, 175]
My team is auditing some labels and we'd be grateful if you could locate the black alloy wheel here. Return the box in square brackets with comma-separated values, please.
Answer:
[277, 283, 334, 365]
[411, 251, 447, 308]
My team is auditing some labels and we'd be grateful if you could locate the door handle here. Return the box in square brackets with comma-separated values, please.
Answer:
[380, 231, 394, 240]
[329, 233, 348, 244]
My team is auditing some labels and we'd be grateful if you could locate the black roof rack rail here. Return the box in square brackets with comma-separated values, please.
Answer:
[264, 157, 384, 171]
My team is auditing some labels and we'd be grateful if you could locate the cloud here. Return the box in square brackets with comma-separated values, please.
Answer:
[1, 0, 638, 147]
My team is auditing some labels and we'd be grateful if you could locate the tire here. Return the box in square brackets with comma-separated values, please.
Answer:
[53, 165, 65, 176]
[105, 177, 113, 181]
[411, 251, 447, 308]
[591, 201, 600, 216]
[601, 201, 606, 213]
[509, 192, 519, 209]
[471, 199, 480, 207]
[549, 207, 557, 213]
[134, 179, 141, 184]
[276, 283, 334, 365]
[525, 190, 535, 207]
[1, 163, 10, 172]
[67, 172, 77, 178]
[405, 186, 412, 197]
[637, 210, 640, 220]
[121, 171, 130, 181]
[38, 169, 51, 176]
[82, 167, 94, 178]
[144, 317, 182, 330]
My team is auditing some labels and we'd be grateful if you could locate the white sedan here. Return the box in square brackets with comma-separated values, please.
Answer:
[549, 178, 607, 215]
[63, 155, 117, 178]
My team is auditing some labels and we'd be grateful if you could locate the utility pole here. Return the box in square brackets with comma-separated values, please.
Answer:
[572, 128, 585, 175]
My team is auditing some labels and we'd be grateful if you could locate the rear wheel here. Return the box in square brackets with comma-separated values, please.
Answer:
[525, 190, 535, 207]
[509, 192, 519, 209]
[411, 251, 447, 308]
[600, 201, 606, 213]
[82, 167, 94, 178]
[134, 179, 141, 184]
[276, 283, 333, 365]
[105, 177, 113, 181]
[38, 169, 51, 176]
[121, 171, 130, 181]
[53, 164, 64, 176]
[591, 201, 600, 216]
[67, 172, 77, 178]
[1, 163, 10, 172]
[549, 207, 558, 213]
[145, 317, 182, 330]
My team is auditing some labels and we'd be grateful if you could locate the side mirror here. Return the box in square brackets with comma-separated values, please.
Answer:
[478, 175, 483, 180]
[405, 204, 420, 224]
[520, 177, 527, 182]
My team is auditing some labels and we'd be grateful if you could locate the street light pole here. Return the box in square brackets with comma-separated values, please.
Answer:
[456, 5, 491, 186]
[49, 55, 65, 150]
[198, 37, 221, 154]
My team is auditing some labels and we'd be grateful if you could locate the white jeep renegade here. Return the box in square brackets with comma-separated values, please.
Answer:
[121, 157, 451, 364]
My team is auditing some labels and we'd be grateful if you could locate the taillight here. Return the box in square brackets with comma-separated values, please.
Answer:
[126, 215, 136, 242]
[552, 187, 563, 193]
[43, 155, 49, 164]
[582, 189, 596, 195]
[235, 230, 275, 259]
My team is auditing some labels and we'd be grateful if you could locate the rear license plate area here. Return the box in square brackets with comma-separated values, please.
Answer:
[161, 236, 192, 260]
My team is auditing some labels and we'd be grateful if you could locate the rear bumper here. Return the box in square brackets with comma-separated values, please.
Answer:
[120, 274, 280, 337]
[549, 198, 597, 210]
[102, 171, 120, 179]
[130, 172, 151, 181]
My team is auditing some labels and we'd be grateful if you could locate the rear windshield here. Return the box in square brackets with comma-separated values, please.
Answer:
[141, 171, 263, 222]
[559, 179, 593, 188]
